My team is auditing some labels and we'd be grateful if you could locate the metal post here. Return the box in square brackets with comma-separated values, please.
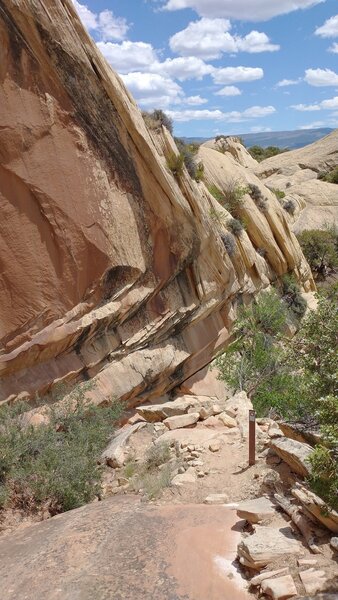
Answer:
[249, 409, 256, 466]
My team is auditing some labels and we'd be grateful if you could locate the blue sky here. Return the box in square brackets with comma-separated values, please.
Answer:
[72, 0, 338, 137]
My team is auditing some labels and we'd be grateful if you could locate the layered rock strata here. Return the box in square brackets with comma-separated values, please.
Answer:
[0, 1, 314, 406]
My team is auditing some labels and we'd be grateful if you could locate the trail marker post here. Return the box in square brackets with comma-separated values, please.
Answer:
[249, 409, 256, 466]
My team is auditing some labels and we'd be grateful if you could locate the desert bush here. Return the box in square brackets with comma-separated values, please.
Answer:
[172, 138, 204, 181]
[248, 145, 288, 162]
[271, 188, 286, 200]
[222, 179, 248, 215]
[142, 109, 173, 134]
[125, 442, 174, 500]
[228, 218, 244, 237]
[0, 387, 122, 514]
[297, 228, 338, 280]
[166, 152, 184, 179]
[207, 184, 224, 202]
[283, 199, 296, 215]
[248, 183, 268, 212]
[221, 232, 236, 256]
[281, 275, 307, 319]
[257, 247, 267, 258]
[318, 167, 338, 184]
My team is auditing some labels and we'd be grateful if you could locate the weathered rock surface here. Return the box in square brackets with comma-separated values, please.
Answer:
[270, 437, 313, 477]
[101, 422, 145, 468]
[299, 569, 328, 595]
[237, 526, 301, 569]
[164, 413, 200, 430]
[260, 574, 298, 600]
[204, 493, 229, 505]
[0, 1, 313, 408]
[0, 497, 252, 600]
[236, 497, 275, 523]
[291, 483, 338, 533]
[255, 130, 338, 233]
[250, 568, 290, 587]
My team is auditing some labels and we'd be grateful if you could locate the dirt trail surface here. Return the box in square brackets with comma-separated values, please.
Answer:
[0, 496, 253, 600]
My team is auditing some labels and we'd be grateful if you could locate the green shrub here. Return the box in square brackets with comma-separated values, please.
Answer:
[125, 442, 174, 500]
[248, 145, 288, 162]
[0, 388, 122, 515]
[297, 228, 338, 280]
[145, 442, 171, 470]
[166, 152, 184, 179]
[318, 167, 338, 184]
[228, 218, 244, 237]
[142, 109, 173, 134]
[281, 275, 307, 319]
[208, 184, 224, 202]
[271, 188, 286, 200]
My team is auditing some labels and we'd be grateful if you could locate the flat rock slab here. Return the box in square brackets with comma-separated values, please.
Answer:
[261, 574, 297, 599]
[236, 497, 275, 523]
[238, 526, 301, 569]
[270, 437, 313, 477]
[0, 497, 253, 600]
[299, 568, 328, 595]
[164, 413, 200, 430]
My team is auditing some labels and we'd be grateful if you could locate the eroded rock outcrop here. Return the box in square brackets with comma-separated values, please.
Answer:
[254, 130, 338, 233]
[0, 1, 314, 406]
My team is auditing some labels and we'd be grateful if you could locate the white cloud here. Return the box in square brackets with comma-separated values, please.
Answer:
[315, 15, 338, 38]
[329, 42, 338, 53]
[167, 109, 226, 121]
[153, 56, 214, 80]
[304, 68, 338, 87]
[215, 86, 242, 96]
[120, 72, 183, 108]
[291, 103, 321, 111]
[250, 126, 272, 132]
[72, 1, 129, 40]
[163, 0, 324, 22]
[169, 18, 279, 60]
[185, 95, 208, 105]
[276, 78, 301, 87]
[292, 96, 338, 111]
[97, 41, 157, 73]
[167, 105, 275, 122]
[236, 31, 280, 53]
[213, 66, 264, 85]
[298, 121, 327, 129]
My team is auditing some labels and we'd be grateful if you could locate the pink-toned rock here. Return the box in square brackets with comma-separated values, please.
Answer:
[163, 413, 199, 431]
[261, 575, 297, 599]
[218, 412, 237, 428]
[203, 416, 221, 428]
[299, 569, 327, 595]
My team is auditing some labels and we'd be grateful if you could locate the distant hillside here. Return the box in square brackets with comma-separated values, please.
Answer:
[183, 128, 334, 150]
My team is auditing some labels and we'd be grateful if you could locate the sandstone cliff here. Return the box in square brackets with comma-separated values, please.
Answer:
[254, 130, 338, 233]
[0, 0, 314, 407]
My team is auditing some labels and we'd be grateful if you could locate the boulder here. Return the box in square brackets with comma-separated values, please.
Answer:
[330, 537, 338, 552]
[261, 575, 297, 600]
[270, 437, 313, 477]
[101, 422, 145, 468]
[163, 413, 200, 431]
[209, 440, 221, 452]
[218, 412, 237, 428]
[236, 497, 275, 524]
[171, 467, 197, 485]
[299, 569, 327, 595]
[136, 397, 193, 422]
[291, 483, 338, 533]
[237, 526, 301, 569]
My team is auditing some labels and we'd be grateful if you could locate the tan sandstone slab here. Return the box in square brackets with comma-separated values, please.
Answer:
[236, 497, 275, 524]
[299, 569, 328, 595]
[270, 437, 313, 477]
[164, 413, 200, 430]
[238, 526, 301, 569]
[260, 575, 298, 600]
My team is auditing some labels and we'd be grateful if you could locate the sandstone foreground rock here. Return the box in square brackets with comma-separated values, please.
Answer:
[0, 0, 314, 409]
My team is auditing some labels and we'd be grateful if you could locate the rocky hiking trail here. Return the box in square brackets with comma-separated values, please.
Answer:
[1, 377, 337, 600]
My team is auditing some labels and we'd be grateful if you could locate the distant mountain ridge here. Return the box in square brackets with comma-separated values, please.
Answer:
[183, 128, 334, 150]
